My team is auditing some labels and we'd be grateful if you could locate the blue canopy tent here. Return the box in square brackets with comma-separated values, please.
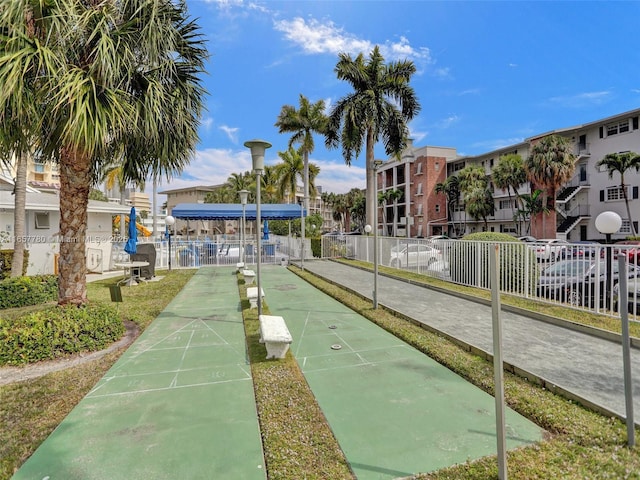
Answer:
[171, 203, 306, 221]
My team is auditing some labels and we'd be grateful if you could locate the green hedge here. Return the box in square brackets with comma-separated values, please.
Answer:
[0, 249, 29, 279]
[311, 238, 321, 258]
[0, 275, 58, 310]
[0, 303, 124, 366]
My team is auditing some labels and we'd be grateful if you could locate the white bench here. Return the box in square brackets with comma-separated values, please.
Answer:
[236, 262, 245, 272]
[242, 269, 256, 285]
[246, 286, 264, 309]
[259, 315, 292, 359]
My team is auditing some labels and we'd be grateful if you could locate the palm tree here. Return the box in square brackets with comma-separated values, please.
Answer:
[325, 46, 420, 228]
[0, 0, 207, 305]
[516, 189, 547, 236]
[524, 135, 576, 237]
[261, 165, 281, 204]
[465, 184, 495, 231]
[379, 188, 402, 235]
[276, 94, 328, 265]
[435, 175, 461, 237]
[492, 153, 527, 234]
[458, 164, 488, 233]
[596, 152, 640, 236]
[275, 146, 319, 205]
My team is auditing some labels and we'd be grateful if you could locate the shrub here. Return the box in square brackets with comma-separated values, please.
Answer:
[0, 275, 58, 310]
[0, 249, 29, 279]
[449, 232, 538, 293]
[311, 238, 321, 258]
[0, 303, 124, 365]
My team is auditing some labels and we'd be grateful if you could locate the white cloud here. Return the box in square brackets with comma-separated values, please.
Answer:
[201, 117, 214, 130]
[547, 91, 611, 107]
[458, 88, 480, 96]
[219, 125, 240, 143]
[273, 17, 430, 62]
[470, 138, 525, 152]
[148, 148, 363, 203]
[438, 114, 460, 129]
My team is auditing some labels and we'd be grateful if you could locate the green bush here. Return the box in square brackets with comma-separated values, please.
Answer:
[0, 249, 29, 279]
[0, 303, 124, 365]
[0, 275, 58, 310]
[449, 232, 538, 293]
[311, 238, 321, 258]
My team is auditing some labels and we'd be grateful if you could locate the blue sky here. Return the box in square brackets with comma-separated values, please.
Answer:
[155, 0, 640, 199]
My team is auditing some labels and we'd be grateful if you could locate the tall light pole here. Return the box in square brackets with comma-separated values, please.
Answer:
[372, 159, 383, 309]
[595, 211, 622, 310]
[165, 215, 175, 271]
[244, 139, 271, 316]
[239, 189, 249, 265]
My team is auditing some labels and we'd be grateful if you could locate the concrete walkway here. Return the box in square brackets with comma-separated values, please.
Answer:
[299, 260, 640, 424]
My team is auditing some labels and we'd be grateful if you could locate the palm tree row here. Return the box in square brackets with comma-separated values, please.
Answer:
[436, 134, 640, 238]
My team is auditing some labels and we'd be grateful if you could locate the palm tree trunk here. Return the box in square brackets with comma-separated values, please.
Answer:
[620, 175, 637, 236]
[10, 151, 28, 277]
[366, 128, 376, 229]
[58, 147, 90, 305]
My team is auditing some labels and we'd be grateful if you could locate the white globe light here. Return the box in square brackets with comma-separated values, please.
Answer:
[165, 215, 175, 226]
[364, 224, 372, 233]
[595, 211, 622, 234]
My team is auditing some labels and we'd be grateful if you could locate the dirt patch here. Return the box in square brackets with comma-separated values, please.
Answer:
[0, 320, 139, 386]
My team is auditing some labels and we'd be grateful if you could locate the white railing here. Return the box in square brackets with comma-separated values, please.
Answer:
[325, 236, 640, 320]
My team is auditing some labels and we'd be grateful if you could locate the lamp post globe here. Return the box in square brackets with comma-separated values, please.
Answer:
[595, 211, 622, 311]
[244, 139, 272, 316]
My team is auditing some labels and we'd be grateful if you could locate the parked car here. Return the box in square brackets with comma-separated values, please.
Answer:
[389, 243, 442, 269]
[537, 258, 640, 307]
[532, 238, 569, 262]
[613, 277, 640, 315]
[614, 240, 640, 265]
[518, 235, 537, 243]
[562, 241, 601, 259]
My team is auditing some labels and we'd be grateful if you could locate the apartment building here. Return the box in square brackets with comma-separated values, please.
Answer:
[386, 108, 640, 241]
[377, 139, 457, 237]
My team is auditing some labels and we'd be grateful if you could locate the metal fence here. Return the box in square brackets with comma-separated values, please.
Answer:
[321, 235, 640, 320]
[110, 234, 314, 271]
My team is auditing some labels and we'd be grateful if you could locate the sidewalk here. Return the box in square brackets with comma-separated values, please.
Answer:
[298, 260, 640, 424]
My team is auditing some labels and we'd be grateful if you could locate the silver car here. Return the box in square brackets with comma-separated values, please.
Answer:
[389, 243, 442, 268]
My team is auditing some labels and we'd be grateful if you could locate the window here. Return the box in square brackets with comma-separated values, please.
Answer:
[499, 199, 514, 210]
[605, 120, 630, 137]
[620, 220, 632, 235]
[415, 162, 422, 174]
[416, 183, 423, 195]
[606, 186, 626, 201]
[35, 212, 50, 229]
[34, 161, 45, 173]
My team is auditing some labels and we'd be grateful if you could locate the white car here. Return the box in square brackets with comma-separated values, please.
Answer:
[532, 238, 569, 262]
[389, 243, 442, 268]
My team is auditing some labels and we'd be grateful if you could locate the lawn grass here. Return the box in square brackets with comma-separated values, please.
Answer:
[0, 269, 195, 480]
[288, 263, 640, 479]
[237, 275, 354, 480]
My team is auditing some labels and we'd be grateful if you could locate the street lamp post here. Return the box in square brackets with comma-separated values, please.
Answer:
[244, 139, 272, 316]
[239, 190, 249, 265]
[371, 159, 383, 309]
[165, 215, 175, 270]
[595, 211, 622, 309]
